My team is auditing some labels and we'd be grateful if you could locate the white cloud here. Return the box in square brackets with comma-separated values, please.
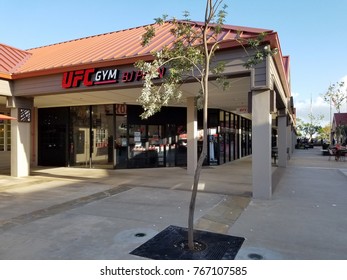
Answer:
[291, 91, 300, 98]
[295, 96, 331, 125]
[294, 74, 347, 126]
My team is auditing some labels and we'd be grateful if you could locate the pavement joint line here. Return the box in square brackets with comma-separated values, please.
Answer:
[123, 184, 253, 197]
[288, 165, 346, 169]
[194, 196, 251, 234]
[0, 184, 132, 232]
[337, 169, 347, 177]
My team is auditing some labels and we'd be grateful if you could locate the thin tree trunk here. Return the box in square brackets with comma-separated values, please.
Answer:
[187, 91, 208, 250]
[187, 119, 208, 249]
[187, 0, 212, 250]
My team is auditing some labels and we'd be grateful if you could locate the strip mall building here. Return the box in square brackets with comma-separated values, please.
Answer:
[0, 21, 296, 199]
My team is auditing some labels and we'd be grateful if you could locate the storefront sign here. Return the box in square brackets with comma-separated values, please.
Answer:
[62, 67, 166, 89]
[115, 104, 127, 115]
[236, 107, 248, 114]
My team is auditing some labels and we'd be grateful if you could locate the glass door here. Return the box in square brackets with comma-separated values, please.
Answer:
[114, 113, 128, 168]
[148, 125, 165, 167]
[165, 124, 178, 167]
[70, 106, 91, 167]
[70, 105, 114, 168]
[91, 105, 114, 168]
[38, 108, 69, 166]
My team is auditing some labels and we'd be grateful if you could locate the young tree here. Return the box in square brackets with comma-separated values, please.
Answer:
[296, 113, 324, 141]
[322, 81, 347, 113]
[135, 0, 276, 250]
[317, 124, 331, 142]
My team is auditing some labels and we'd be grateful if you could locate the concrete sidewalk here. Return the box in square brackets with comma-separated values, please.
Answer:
[0, 147, 346, 259]
[0, 157, 252, 259]
[232, 148, 347, 260]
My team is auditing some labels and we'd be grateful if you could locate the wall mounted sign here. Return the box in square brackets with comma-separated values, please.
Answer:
[115, 104, 127, 115]
[62, 67, 166, 89]
[18, 108, 31, 122]
[236, 107, 248, 114]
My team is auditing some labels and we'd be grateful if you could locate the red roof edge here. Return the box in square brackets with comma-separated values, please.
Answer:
[282, 56, 290, 80]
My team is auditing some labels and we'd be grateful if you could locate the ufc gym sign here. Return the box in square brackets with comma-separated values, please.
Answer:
[62, 67, 166, 89]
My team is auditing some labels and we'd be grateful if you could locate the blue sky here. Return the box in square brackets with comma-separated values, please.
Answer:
[1, 0, 347, 124]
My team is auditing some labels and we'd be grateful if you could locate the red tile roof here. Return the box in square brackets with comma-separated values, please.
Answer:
[1, 21, 275, 79]
[0, 43, 31, 78]
[334, 113, 347, 126]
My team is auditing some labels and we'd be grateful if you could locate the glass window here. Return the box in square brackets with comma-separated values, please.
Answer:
[175, 125, 187, 167]
[219, 111, 225, 133]
[114, 113, 128, 168]
[0, 119, 11, 151]
[6, 121, 11, 151]
[225, 113, 230, 161]
[0, 123, 4, 151]
[225, 112, 230, 131]
[129, 124, 146, 149]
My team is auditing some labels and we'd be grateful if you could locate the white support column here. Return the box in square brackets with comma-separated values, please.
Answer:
[292, 126, 296, 154]
[8, 97, 33, 177]
[187, 97, 197, 175]
[252, 90, 272, 199]
[287, 124, 292, 159]
[277, 112, 288, 167]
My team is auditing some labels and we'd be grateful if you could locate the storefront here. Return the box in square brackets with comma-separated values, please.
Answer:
[37, 104, 252, 169]
[0, 20, 296, 198]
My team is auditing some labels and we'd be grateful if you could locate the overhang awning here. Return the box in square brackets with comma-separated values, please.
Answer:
[0, 113, 16, 120]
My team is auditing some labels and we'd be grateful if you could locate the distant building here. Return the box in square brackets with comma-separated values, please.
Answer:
[332, 113, 347, 144]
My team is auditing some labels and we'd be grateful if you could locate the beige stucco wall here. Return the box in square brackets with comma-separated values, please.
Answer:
[0, 79, 12, 96]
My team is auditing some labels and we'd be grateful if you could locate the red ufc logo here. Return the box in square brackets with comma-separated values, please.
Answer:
[62, 68, 95, 88]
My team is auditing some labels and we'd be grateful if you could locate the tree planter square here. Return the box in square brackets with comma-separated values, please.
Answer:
[130, 225, 245, 260]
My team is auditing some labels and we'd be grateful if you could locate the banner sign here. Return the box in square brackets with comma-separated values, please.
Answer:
[62, 67, 166, 89]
